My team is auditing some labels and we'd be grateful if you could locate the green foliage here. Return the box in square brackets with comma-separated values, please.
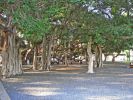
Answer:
[69, 0, 87, 4]
[0, 0, 133, 54]
[7, 0, 16, 4]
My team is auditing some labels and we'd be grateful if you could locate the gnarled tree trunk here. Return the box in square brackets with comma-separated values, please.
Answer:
[8, 26, 22, 76]
[0, 15, 23, 78]
[1, 26, 22, 78]
[87, 37, 94, 73]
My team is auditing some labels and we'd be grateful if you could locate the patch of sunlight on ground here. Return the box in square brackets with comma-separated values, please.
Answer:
[70, 77, 87, 80]
[87, 95, 133, 100]
[118, 74, 133, 77]
[20, 87, 61, 96]
[87, 96, 121, 100]
[3, 78, 25, 83]
[23, 81, 52, 85]
[107, 82, 127, 85]
[55, 67, 83, 71]
[76, 87, 88, 90]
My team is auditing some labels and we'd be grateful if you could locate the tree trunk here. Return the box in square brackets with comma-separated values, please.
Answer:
[87, 37, 94, 73]
[33, 46, 37, 70]
[85, 50, 88, 65]
[1, 27, 22, 78]
[45, 36, 52, 71]
[104, 54, 108, 62]
[95, 45, 103, 68]
[1, 16, 22, 78]
[18, 49, 23, 74]
[1, 50, 8, 78]
[95, 46, 99, 68]
[9, 28, 22, 76]
[41, 36, 47, 70]
[64, 40, 68, 66]
[112, 53, 120, 62]
[1, 31, 9, 78]
[112, 56, 115, 62]
[8, 32, 16, 76]
[129, 50, 130, 62]
[98, 46, 103, 68]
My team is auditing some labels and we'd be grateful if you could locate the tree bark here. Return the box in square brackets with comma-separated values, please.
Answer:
[87, 37, 94, 73]
[1, 31, 8, 78]
[112, 52, 120, 62]
[98, 45, 103, 68]
[95, 46, 99, 68]
[1, 50, 8, 78]
[64, 40, 68, 66]
[45, 36, 52, 71]
[85, 50, 88, 65]
[1, 26, 22, 78]
[112, 56, 115, 62]
[95, 45, 103, 68]
[41, 36, 47, 70]
[104, 54, 109, 62]
[1, 15, 22, 78]
[33, 46, 37, 70]
[8, 33, 16, 76]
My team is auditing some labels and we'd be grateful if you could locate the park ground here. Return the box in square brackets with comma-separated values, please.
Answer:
[1, 63, 133, 100]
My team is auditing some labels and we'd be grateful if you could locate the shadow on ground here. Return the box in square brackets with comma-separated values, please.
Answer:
[2, 63, 133, 100]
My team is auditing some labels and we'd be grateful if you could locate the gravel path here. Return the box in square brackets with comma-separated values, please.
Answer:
[2, 64, 133, 100]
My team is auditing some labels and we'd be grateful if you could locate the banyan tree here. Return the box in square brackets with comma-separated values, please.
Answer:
[0, 13, 22, 78]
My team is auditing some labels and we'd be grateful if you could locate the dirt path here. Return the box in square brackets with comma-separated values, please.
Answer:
[2, 64, 133, 100]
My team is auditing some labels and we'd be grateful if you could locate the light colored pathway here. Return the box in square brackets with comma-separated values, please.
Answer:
[2, 64, 133, 100]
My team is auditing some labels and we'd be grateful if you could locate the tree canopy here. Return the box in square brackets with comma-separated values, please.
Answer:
[0, 0, 133, 77]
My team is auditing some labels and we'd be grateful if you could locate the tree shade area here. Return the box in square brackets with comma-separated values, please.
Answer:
[0, 0, 133, 77]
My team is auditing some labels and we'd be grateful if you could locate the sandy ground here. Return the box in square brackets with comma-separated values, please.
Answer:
[2, 63, 133, 100]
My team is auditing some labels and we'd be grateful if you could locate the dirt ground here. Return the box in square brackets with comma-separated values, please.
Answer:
[2, 63, 133, 100]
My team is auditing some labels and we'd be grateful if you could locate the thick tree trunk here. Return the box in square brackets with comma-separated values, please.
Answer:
[33, 46, 37, 70]
[1, 50, 8, 78]
[45, 36, 52, 71]
[14, 44, 22, 75]
[2, 29, 22, 78]
[9, 30, 22, 75]
[8, 33, 16, 76]
[1, 16, 22, 78]
[87, 37, 94, 73]
[41, 36, 47, 70]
